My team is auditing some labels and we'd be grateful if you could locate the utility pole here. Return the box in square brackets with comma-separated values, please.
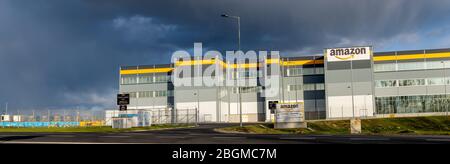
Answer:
[443, 61, 448, 116]
[221, 13, 243, 127]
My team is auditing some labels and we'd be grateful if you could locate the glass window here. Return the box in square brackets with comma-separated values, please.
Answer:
[315, 67, 324, 74]
[303, 68, 315, 75]
[315, 83, 325, 90]
[399, 79, 425, 87]
[288, 85, 302, 91]
[374, 63, 396, 72]
[238, 70, 257, 79]
[232, 87, 260, 93]
[155, 91, 167, 97]
[241, 87, 260, 93]
[376, 95, 450, 114]
[121, 75, 137, 85]
[427, 78, 445, 85]
[167, 90, 174, 97]
[138, 91, 154, 98]
[124, 92, 137, 98]
[138, 75, 154, 84]
[397, 61, 425, 71]
[232, 87, 239, 94]
[426, 61, 445, 70]
[303, 84, 315, 91]
[287, 67, 302, 76]
[375, 80, 397, 88]
[154, 75, 169, 83]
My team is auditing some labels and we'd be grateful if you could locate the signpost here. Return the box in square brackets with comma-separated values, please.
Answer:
[117, 94, 130, 106]
[275, 102, 306, 129]
[113, 94, 131, 129]
[119, 105, 127, 111]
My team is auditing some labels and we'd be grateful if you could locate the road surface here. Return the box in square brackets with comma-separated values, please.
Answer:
[0, 124, 449, 144]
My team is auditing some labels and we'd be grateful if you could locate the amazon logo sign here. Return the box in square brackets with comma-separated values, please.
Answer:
[325, 46, 371, 62]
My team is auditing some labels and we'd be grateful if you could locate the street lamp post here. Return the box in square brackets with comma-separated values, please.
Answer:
[221, 14, 243, 127]
[443, 61, 448, 116]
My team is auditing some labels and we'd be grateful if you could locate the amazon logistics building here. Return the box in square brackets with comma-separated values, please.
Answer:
[118, 47, 450, 122]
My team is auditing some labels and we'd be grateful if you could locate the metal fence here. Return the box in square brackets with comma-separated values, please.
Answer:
[105, 108, 198, 127]
[0, 109, 105, 127]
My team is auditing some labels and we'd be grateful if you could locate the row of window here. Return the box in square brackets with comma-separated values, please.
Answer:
[231, 70, 260, 79]
[121, 68, 323, 85]
[287, 83, 325, 91]
[376, 95, 450, 114]
[286, 67, 324, 76]
[375, 78, 450, 88]
[374, 60, 450, 72]
[231, 87, 262, 94]
[123, 90, 173, 98]
[121, 75, 170, 85]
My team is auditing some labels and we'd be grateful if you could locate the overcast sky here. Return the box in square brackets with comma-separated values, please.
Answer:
[0, 0, 450, 111]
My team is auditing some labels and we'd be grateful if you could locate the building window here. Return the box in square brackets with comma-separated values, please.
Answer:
[167, 90, 174, 97]
[239, 70, 258, 79]
[139, 75, 154, 84]
[302, 68, 315, 75]
[398, 79, 426, 87]
[287, 67, 302, 76]
[138, 91, 154, 98]
[375, 80, 398, 88]
[155, 91, 167, 97]
[232, 87, 260, 93]
[121, 76, 137, 85]
[426, 61, 446, 70]
[303, 84, 315, 91]
[376, 95, 450, 114]
[374, 63, 396, 72]
[123, 92, 137, 98]
[397, 61, 425, 71]
[315, 83, 325, 90]
[154, 75, 169, 83]
[288, 85, 302, 91]
[315, 67, 324, 74]
[427, 78, 445, 85]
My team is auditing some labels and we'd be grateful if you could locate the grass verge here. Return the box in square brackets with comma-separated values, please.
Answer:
[217, 116, 450, 135]
[0, 124, 195, 133]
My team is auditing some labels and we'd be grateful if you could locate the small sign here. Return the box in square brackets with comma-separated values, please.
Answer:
[119, 105, 127, 111]
[276, 103, 305, 123]
[268, 101, 278, 110]
[117, 94, 130, 105]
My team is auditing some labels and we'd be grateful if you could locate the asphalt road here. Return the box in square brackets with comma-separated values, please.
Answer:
[0, 124, 449, 144]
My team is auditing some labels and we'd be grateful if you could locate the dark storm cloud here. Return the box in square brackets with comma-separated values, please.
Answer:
[0, 0, 449, 110]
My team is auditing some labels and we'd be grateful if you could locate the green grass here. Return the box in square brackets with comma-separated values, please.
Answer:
[218, 116, 450, 135]
[362, 116, 450, 135]
[0, 124, 194, 133]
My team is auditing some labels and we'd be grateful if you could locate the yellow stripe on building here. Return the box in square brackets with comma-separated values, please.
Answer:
[374, 52, 450, 61]
[121, 58, 325, 75]
[175, 59, 216, 66]
[120, 68, 173, 75]
[425, 52, 450, 59]
[281, 60, 323, 66]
